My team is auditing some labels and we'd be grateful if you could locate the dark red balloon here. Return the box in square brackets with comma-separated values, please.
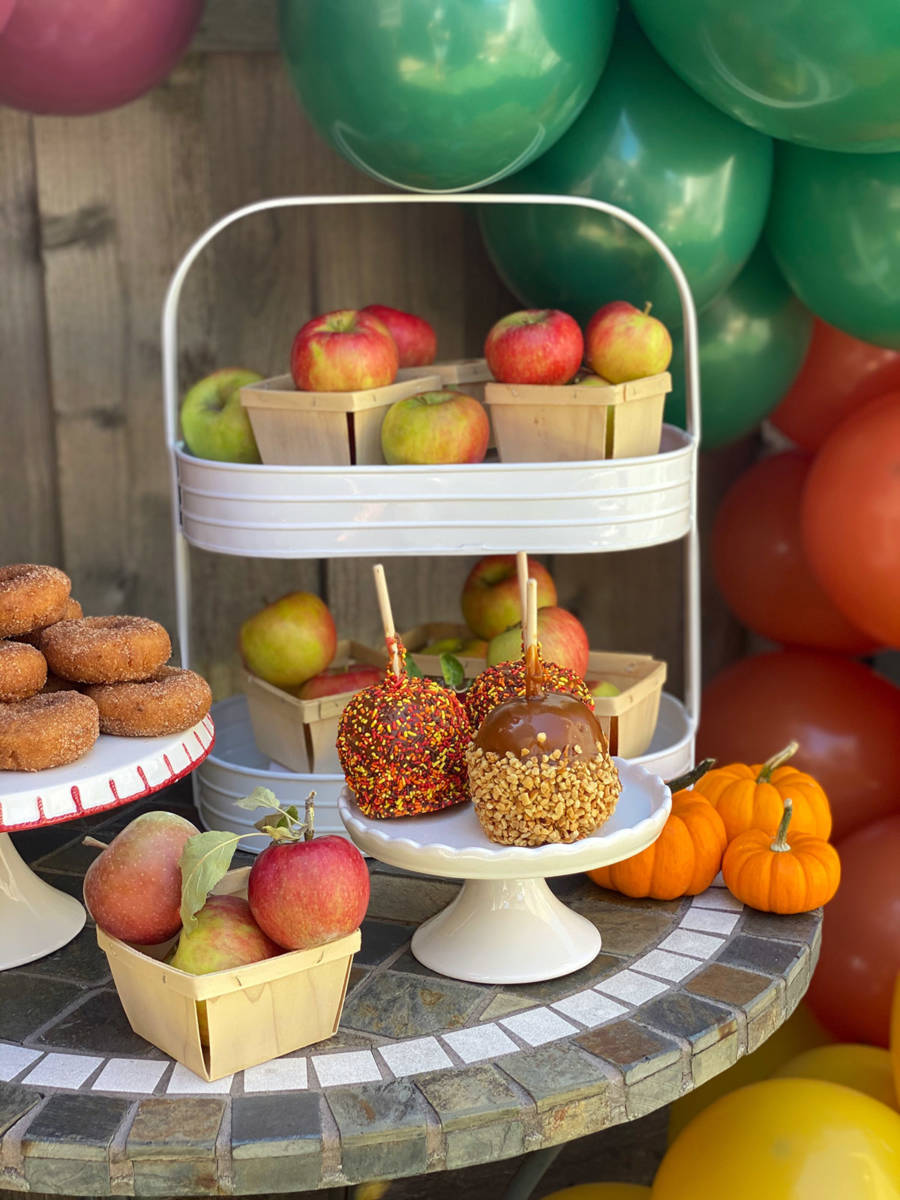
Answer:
[697, 650, 900, 842]
[806, 815, 900, 1047]
[771, 319, 900, 452]
[712, 451, 876, 653]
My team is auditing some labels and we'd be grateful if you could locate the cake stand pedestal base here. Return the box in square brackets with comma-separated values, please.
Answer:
[411, 876, 601, 985]
[0, 834, 86, 970]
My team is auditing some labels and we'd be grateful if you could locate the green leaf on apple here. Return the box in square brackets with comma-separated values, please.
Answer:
[234, 786, 281, 812]
[405, 655, 424, 678]
[440, 653, 465, 691]
[178, 831, 241, 935]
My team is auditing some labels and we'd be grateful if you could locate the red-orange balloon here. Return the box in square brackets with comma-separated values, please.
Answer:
[771, 319, 900, 452]
[712, 451, 876, 652]
[802, 393, 900, 648]
[697, 650, 900, 842]
[806, 815, 900, 1047]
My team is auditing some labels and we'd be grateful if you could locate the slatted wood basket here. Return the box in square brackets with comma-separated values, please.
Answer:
[240, 373, 440, 465]
[485, 372, 671, 462]
[585, 651, 667, 758]
[242, 639, 384, 773]
[94, 868, 359, 1081]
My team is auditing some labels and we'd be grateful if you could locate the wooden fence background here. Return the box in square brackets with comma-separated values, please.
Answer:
[0, 0, 753, 703]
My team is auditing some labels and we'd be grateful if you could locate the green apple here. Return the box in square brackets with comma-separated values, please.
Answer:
[487, 606, 590, 676]
[239, 591, 337, 689]
[590, 680, 621, 697]
[180, 368, 263, 463]
[419, 637, 465, 655]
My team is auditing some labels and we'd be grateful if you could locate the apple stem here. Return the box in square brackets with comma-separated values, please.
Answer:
[82, 836, 109, 850]
[643, 301, 653, 316]
[304, 793, 316, 842]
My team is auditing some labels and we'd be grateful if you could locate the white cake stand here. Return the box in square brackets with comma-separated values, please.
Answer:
[339, 758, 670, 985]
[0, 715, 214, 970]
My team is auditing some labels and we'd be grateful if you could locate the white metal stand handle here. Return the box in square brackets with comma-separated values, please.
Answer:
[161, 194, 701, 729]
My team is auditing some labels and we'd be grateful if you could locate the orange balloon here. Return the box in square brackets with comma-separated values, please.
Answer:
[712, 451, 875, 652]
[891, 975, 900, 1107]
[771, 319, 900, 452]
[806, 815, 900, 1047]
[697, 650, 900, 841]
[802, 392, 900, 648]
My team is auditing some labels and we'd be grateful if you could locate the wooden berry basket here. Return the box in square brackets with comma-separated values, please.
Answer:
[94, 868, 360, 1082]
[240, 372, 440, 466]
[401, 621, 487, 681]
[586, 651, 667, 758]
[485, 372, 671, 462]
[242, 639, 384, 773]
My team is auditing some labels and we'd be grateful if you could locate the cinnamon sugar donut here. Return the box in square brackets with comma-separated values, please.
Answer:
[0, 565, 71, 637]
[16, 597, 84, 647]
[41, 616, 171, 684]
[83, 667, 212, 737]
[0, 642, 47, 702]
[0, 692, 99, 771]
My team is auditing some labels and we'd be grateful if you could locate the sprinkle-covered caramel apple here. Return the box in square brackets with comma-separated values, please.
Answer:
[465, 659, 593, 731]
[466, 582, 620, 846]
[336, 565, 471, 819]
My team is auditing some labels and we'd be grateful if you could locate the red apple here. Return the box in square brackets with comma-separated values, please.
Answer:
[84, 811, 199, 944]
[585, 301, 672, 384]
[461, 555, 557, 640]
[486, 605, 590, 677]
[248, 833, 370, 951]
[380, 389, 489, 465]
[290, 308, 399, 392]
[239, 592, 337, 690]
[361, 304, 437, 368]
[293, 665, 383, 700]
[169, 895, 282, 974]
[484, 309, 583, 385]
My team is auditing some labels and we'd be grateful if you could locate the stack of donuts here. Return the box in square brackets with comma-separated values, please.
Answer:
[0, 564, 211, 773]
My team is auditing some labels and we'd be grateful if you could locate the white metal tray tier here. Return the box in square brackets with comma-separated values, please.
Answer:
[175, 426, 695, 559]
[339, 760, 670, 984]
[0, 716, 214, 972]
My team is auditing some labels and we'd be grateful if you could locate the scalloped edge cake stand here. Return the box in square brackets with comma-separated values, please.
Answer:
[339, 759, 670, 985]
[0, 716, 214, 970]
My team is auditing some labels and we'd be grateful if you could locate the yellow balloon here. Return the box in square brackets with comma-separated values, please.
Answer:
[667, 1003, 831, 1142]
[892, 974, 900, 1108]
[543, 1187, 651, 1200]
[654, 1079, 900, 1199]
[773, 1044, 897, 1110]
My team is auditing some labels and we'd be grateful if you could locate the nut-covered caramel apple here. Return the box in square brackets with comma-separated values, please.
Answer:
[466, 644, 620, 846]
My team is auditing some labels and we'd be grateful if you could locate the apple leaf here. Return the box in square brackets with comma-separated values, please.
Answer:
[178, 831, 241, 934]
[440, 653, 465, 691]
[405, 655, 423, 678]
[234, 786, 280, 812]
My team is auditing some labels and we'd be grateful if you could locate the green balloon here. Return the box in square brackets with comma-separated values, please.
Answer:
[631, 0, 900, 153]
[278, 0, 616, 193]
[766, 144, 900, 350]
[478, 14, 773, 327]
[666, 244, 814, 449]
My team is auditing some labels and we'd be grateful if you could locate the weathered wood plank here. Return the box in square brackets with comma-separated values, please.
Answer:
[195, 0, 279, 53]
[0, 109, 61, 566]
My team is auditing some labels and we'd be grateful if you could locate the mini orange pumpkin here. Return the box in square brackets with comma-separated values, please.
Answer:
[691, 741, 832, 842]
[589, 787, 727, 900]
[722, 797, 840, 914]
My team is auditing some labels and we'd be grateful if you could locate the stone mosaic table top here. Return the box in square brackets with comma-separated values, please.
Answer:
[0, 796, 822, 1196]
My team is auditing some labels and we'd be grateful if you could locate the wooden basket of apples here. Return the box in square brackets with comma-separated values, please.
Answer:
[84, 794, 367, 1082]
[400, 622, 487, 681]
[239, 305, 449, 466]
[483, 303, 672, 462]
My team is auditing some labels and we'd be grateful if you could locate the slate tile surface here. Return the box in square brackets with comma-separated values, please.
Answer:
[126, 1097, 226, 1160]
[718, 934, 804, 977]
[576, 1020, 683, 1084]
[685, 962, 780, 1011]
[415, 1064, 523, 1128]
[35, 871, 91, 903]
[570, 905, 675, 956]
[342, 971, 484, 1037]
[638, 992, 737, 1050]
[499, 1042, 616, 1109]
[231, 1091, 322, 1156]
[24, 1093, 129, 1159]
[739, 910, 822, 944]
[0, 976, 84, 1041]
[503, 955, 626, 1004]
[16, 930, 111, 986]
[327, 1080, 429, 1183]
[35, 989, 161, 1057]
[357, 920, 415, 967]
[0, 1082, 42, 1136]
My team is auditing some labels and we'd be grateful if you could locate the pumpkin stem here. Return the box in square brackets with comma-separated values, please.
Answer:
[757, 741, 799, 783]
[667, 758, 717, 793]
[770, 798, 793, 852]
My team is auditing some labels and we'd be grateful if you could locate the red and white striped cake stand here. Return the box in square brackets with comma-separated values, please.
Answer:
[0, 715, 214, 969]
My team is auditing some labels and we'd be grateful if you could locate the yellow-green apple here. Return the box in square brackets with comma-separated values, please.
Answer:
[461, 554, 557, 640]
[487, 605, 590, 677]
[590, 680, 621, 697]
[381, 390, 489, 465]
[293, 665, 382, 700]
[460, 637, 488, 657]
[248, 823, 369, 951]
[291, 308, 399, 392]
[484, 309, 583, 385]
[585, 301, 672, 384]
[361, 304, 437, 368]
[419, 636, 466, 655]
[180, 368, 263, 463]
[239, 592, 337, 690]
[84, 811, 199, 944]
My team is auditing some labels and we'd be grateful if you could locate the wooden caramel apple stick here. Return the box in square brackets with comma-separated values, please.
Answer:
[516, 550, 529, 634]
[525, 576, 539, 653]
[524, 577, 541, 697]
[373, 563, 401, 678]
